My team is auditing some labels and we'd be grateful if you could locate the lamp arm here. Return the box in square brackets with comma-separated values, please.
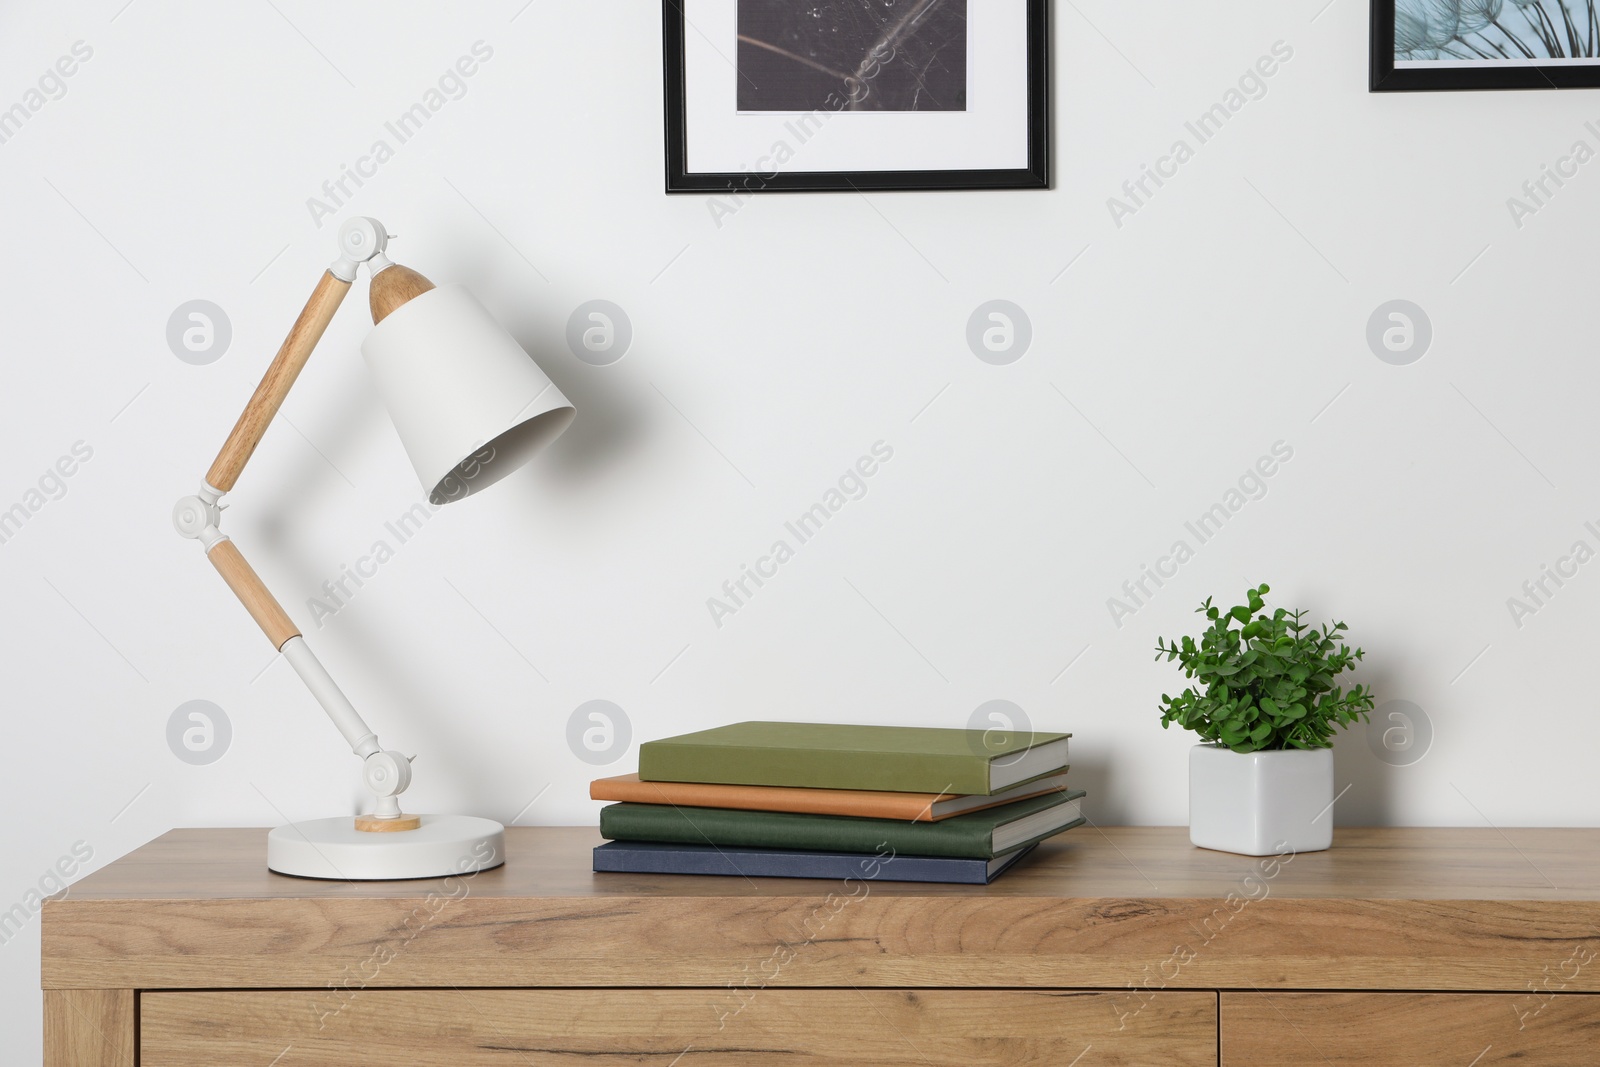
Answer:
[205, 270, 352, 493]
[173, 226, 414, 822]
[203, 215, 392, 490]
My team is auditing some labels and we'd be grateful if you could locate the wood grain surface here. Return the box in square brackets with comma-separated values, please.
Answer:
[1221, 992, 1600, 1065]
[141, 989, 1216, 1067]
[43, 827, 1600, 992]
[43, 990, 134, 1067]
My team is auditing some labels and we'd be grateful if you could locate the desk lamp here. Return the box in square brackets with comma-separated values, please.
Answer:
[172, 217, 575, 879]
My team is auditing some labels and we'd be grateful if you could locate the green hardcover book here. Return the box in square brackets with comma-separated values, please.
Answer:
[599, 790, 1086, 861]
[637, 721, 1071, 795]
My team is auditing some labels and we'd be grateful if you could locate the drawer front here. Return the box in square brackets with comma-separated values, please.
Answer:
[143, 989, 1216, 1066]
[1222, 993, 1600, 1066]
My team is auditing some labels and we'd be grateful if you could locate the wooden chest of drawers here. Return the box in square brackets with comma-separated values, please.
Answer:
[43, 826, 1600, 1065]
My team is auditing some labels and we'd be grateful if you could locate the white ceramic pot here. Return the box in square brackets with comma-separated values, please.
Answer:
[1189, 744, 1333, 856]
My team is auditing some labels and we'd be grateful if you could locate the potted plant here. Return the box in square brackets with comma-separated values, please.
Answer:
[1155, 584, 1374, 856]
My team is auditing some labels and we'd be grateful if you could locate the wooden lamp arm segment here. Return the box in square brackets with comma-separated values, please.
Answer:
[204, 270, 353, 492]
[206, 539, 301, 650]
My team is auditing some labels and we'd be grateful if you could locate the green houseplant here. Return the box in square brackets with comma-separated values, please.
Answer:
[1155, 583, 1375, 753]
[1155, 584, 1375, 856]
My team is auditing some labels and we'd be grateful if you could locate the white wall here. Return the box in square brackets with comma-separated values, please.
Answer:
[5, 0, 1599, 1057]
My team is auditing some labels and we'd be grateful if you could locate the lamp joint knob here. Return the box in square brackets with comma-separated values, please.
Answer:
[362, 749, 413, 799]
[330, 217, 392, 282]
[172, 492, 223, 541]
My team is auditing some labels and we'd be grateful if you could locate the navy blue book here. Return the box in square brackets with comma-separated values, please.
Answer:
[593, 841, 1038, 884]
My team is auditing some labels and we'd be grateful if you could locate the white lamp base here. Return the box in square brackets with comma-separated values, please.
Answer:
[267, 814, 506, 880]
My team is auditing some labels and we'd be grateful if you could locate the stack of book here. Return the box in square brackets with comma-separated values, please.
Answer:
[591, 721, 1084, 885]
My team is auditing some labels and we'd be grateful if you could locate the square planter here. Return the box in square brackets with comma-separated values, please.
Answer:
[1189, 744, 1333, 856]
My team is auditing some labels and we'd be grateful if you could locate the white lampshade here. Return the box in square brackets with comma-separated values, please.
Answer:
[361, 284, 575, 505]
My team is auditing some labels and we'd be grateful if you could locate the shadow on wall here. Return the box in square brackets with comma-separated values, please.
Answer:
[501, 317, 654, 493]
[1331, 727, 1395, 827]
[1064, 751, 1120, 826]
[1330, 649, 1411, 826]
[230, 365, 493, 814]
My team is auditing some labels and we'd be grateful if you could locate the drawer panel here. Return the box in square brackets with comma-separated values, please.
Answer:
[1222, 992, 1600, 1065]
[142, 988, 1217, 1066]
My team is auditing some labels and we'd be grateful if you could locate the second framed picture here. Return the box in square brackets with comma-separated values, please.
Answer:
[663, 0, 1050, 192]
[1372, 0, 1600, 90]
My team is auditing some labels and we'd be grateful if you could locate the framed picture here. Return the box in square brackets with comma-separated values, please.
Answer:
[663, 0, 1049, 192]
[1372, 0, 1600, 90]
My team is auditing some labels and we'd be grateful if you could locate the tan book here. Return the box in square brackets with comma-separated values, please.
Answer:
[589, 770, 1072, 823]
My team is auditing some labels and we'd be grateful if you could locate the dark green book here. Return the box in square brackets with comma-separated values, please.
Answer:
[637, 721, 1071, 795]
[599, 790, 1086, 860]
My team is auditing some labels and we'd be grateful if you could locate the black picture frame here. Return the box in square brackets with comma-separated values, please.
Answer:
[1371, 0, 1600, 91]
[663, 0, 1050, 192]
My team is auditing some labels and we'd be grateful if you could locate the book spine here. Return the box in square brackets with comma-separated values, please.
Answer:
[591, 780, 934, 820]
[638, 742, 992, 794]
[598, 803, 997, 859]
[593, 844, 993, 884]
